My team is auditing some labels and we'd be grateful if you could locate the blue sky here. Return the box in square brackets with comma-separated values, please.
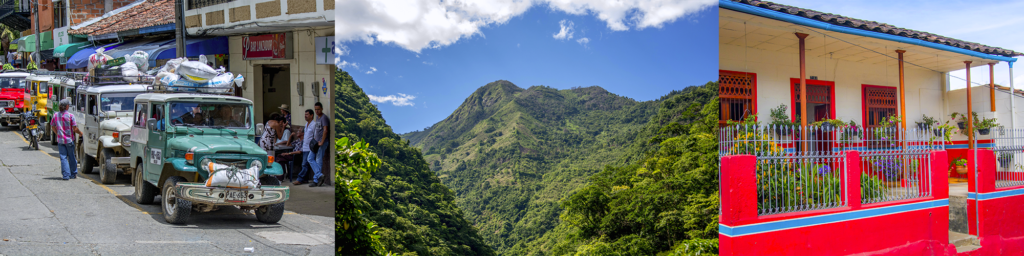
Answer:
[336, 2, 717, 134]
[768, 0, 1024, 90]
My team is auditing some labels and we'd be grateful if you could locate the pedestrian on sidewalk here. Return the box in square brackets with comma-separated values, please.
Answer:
[52, 99, 83, 180]
[294, 109, 316, 185]
[310, 102, 329, 187]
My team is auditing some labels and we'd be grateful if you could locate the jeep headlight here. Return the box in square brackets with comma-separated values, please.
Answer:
[120, 134, 131, 147]
[249, 159, 263, 170]
[200, 158, 212, 172]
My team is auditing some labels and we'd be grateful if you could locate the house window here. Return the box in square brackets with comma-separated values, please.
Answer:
[719, 70, 756, 125]
[790, 79, 835, 124]
[862, 85, 898, 128]
[53, 1, 67, 28]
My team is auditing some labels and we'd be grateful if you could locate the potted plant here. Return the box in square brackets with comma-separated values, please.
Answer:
[974, 116, 998, 135]
[768, 104, 796, 136]
[916, 114, 938, 130]
[953, 157, 968, 175]
[726, 113, 760, 130]
[952, 112, 969, 130]
[931, 121, 956, 144]
[844, 120, 861, 138]
[999, 152, 1013, 168]
[812, 118, 847, 130]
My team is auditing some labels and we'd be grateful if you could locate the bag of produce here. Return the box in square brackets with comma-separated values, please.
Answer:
[176, 60, 218, 83]
[204, 162, 260, 189]
[87, 48, 113, 75]
[159, 57, 186, 74]
[121, 63, 140, 81]
[126, 51, 150, 71]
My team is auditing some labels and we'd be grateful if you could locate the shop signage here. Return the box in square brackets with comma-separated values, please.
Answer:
[53, 27, 69, 48]
[242, 33, 291, 60]
[315, 36, 334, 65]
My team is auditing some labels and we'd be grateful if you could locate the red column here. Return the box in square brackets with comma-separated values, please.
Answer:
[931, 150, 949, 199]
[845, 151, 862, 209]
[720, 155, 758, 226]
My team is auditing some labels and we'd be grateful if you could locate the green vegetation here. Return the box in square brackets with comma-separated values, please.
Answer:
[336, 137, 388, 255]
[336, 70, 495, 256]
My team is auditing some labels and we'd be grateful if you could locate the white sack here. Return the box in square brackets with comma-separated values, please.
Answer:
[204, 162, 260, 189]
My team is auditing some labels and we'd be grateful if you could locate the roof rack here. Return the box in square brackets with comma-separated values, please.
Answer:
[146, 84, 235, 96]
[84, 75, 156, 86]
[0, 69, 31, 73]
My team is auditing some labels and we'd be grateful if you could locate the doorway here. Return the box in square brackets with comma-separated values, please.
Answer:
[261, 64, 291, 123]
[791, 79, 836, 152]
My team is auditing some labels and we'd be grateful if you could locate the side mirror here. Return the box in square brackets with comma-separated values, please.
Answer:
[147, 118, 157, 130]
[256, 123, 264, 136]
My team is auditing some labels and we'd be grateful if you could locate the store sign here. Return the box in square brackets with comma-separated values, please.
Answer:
[53, 27, 69, 48]
[242, 33, 289, 60]
[315, 36, 334, 65]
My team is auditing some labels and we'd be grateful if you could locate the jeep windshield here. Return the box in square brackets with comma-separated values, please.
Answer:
[169, 102, 250, 128]
[0, 77, 24, 89]
[100, 93, 140, 112]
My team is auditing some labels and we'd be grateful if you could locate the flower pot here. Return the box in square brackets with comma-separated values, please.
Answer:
[955, 166, 968, 175]
[979, 128, 991, 135]
[917, 123, 930, 130]
[933, 129, 943, 137]
[821, 123, 835, 129]
[958, 122, 966, 129]
[773, 128, 791, 136]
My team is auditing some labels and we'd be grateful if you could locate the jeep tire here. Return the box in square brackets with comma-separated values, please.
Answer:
[162, 176, 192, 224]
[99, 149, 116, 184]
[134, 168, 157, 204]
[79, 146, 95, 174]
[255, 176, 285, 224]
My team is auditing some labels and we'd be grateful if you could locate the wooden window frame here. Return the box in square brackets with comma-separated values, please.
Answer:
[860, 84, 898, 128]
[788, 78, 836, 123]
[719, 70, 757, 125]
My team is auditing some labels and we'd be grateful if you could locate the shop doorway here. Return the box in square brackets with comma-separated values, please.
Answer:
[261, 64, 291, 122]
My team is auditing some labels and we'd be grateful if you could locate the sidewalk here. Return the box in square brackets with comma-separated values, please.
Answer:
[281, 179, 334, 218]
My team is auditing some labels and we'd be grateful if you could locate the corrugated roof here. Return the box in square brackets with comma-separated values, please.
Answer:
[730, 0, 1024, 57]
[69, 0, 174, 36]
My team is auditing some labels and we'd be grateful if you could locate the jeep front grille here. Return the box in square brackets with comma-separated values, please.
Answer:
[0, 100, 12, 108]
[213, 159, 248, 169]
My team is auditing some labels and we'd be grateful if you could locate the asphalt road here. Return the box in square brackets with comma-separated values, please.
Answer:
[0, 126, 334, 255]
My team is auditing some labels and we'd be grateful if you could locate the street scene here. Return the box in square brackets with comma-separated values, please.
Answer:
[0, 0, 336, 254]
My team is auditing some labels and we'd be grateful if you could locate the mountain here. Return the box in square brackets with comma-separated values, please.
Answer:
[400, 81, 668, 253]
[335, 70, 495, 256]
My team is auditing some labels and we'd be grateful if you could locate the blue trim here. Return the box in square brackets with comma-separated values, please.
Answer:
[967, 187, 1024, 201]
[140, 24, 175, 34]
[946, 143, 995, 149]
[720, 0, 1018, 63]
[719, 199, 948, 237]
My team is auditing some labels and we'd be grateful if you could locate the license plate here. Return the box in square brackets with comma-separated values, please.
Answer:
[225, 190, 248, 202]
[30, 129, 37, 136]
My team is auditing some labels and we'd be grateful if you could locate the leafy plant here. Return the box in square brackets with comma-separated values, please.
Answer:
[336, 137, 389, 256]
[917, 114, 938, 128]
[769, 104, 796, 127]
[953, 157, 968, 167]
[726, 113, 760, 128]
[975, 116, 999, 130]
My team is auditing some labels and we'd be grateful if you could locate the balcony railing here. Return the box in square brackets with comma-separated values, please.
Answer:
[187, 0, 233, 10]
[992, 128, 1024, 188]
[720, 125, 945, 215]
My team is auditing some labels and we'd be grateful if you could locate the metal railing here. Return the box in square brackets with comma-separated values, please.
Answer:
[187, 0, 233, 10]
[992, 127, 1024, 188]
[720, 125, 944, 215]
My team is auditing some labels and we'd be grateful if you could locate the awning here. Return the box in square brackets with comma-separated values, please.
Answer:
[54, 42, 92, 60]
[11, 36, 27, 50]
[151, 37, 229, 65]
[102, 38, 161, 59]
[18, 32, 55, 52]
[66, 42, 123, 69]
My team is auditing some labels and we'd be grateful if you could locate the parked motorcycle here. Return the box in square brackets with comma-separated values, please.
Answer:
[21, 111, 40, 150]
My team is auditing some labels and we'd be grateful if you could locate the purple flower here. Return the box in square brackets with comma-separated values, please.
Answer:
[818, 165, 831, 175]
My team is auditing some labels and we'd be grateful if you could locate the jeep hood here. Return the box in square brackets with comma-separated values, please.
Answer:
[167, 136, 267, 155]
[100, 118, 132, 132]
[0, 88, 22, 100]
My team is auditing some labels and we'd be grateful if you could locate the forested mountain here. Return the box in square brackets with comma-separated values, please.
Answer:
[335, 70, 495, 256]
[400, 81, 679, 253]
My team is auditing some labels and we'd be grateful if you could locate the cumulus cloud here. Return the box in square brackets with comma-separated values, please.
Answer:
[366, 67, 378, 74]
[576, 37, 589, 47]
[423, 61, 434, 66]
[335, 0, 715, 54]
[553, 19, 574, 40]
[338, 60, 360, 69]
[368, 93, 417, 106]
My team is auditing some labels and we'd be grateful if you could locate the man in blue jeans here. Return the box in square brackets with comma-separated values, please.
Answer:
[310, 102, 329, 187]
[294, 109, 316, 185]
[51, 99, 83, 180]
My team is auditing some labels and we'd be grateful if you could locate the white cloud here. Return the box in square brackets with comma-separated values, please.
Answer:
[576, 37, 590, 47]
[517, 43, 520, 48]
[553, 19, 574, 40]
[368, 93, 417, 106]
[366, 67, 378, 74]
[338, 60, 360, 69]
[335, 0, 716, 54]
[423, 61, 434, 66]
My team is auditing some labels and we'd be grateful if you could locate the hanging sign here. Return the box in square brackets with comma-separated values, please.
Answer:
[242, 33, 291, 60]
[315, 36, 334, 65]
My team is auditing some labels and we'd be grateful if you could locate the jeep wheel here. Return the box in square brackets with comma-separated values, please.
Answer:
[0, 121, 7, 127]
[79, 146, 95, 174]
[162, 176, 192, 224]
[99, 150, 116, 184]
[134, 169, 157, 204]
[254, 176, 285, 224]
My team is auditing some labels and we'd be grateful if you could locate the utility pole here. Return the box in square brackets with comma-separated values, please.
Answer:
[32, 0, 40, 67]
[175, 0, 185, 57]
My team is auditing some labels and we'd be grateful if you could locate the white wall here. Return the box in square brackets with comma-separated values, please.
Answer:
[720, 43, 945, 126]
[947, 86, 1024, 131]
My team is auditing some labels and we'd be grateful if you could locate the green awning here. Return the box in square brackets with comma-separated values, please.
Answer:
[18, 32, 54, 52]
[54, 41, 90, 59]
[12, 35, 27, 51]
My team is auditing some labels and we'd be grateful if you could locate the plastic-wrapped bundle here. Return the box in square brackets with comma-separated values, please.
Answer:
[155, 72, 178, 86]
[203, 162, 260, 189]
[126, 51, 149, 71]
[87, 48, 113, 75]
[176, 59, 218, 83]
[204, 72, 235, 93]
[159, 58, 186, 74]
[121, 63, 140, 81]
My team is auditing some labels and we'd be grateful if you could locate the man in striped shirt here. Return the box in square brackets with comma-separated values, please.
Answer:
[51, 99, 83, 180]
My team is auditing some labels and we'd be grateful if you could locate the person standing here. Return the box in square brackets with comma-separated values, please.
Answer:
[52, 99, 83, 180]
[294, 109, 316, 185]
[279, 104, 291, 129]
[311, 102, 329, 187]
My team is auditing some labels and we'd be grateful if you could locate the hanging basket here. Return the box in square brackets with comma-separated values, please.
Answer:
[933, 129, 943, 137]
[979, 128, 991, 135]
[916, 123, 930, 130]
[957, 122, 966, 129]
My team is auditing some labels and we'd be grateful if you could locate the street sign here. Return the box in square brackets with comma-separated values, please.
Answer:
[53, 27, 69, 48]
[315, 36, 334, 65]
[242, 33, 290, 60]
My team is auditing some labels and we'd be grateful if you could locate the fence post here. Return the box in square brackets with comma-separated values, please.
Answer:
[968, 149, 997, 194]
[931, 150, 949, 199]
[845, 150, 862, 209]
[720, 155, 758, 226]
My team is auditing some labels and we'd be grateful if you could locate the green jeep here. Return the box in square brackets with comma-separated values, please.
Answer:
[128, 92, 289, 224]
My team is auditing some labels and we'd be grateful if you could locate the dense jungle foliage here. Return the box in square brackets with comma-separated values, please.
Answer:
[335, 70, 495, 256]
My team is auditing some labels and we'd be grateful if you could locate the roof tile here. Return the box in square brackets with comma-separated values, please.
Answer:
[69, 0, 174, 36]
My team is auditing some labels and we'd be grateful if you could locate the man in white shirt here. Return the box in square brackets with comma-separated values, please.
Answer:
[293, 109, 317, 185]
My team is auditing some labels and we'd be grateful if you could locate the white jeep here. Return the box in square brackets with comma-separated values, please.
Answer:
[70, 76, 148, 184]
